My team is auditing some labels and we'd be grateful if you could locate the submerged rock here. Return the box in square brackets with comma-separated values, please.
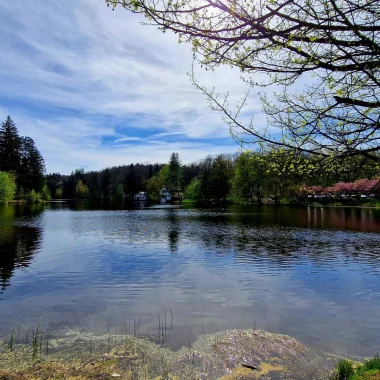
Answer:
[0, 329, 336, 379]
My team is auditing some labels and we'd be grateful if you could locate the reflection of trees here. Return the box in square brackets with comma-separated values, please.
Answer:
[167, 210, 179, 254]
[186, 208, 380, 272]
[0, 206, 43, 296]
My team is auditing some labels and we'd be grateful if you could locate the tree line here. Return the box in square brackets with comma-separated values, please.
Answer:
[47, 149, 380, 205]
[46, 152, 197, 202]
[183, 151, 380, 204]
[2, 116, 379, 205]
[46, 164, 163, 202]
[0, 116, 49, 204]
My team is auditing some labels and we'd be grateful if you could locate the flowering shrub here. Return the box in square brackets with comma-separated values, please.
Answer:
[299, 178, 380, 198]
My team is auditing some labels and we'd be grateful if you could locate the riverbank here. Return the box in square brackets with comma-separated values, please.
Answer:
[0, 329, 338, 379]
[182, 197, 380, 209]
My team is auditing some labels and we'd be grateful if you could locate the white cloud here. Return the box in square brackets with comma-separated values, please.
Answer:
[114, 137, 142, 143]
[0, 0, 265, 173]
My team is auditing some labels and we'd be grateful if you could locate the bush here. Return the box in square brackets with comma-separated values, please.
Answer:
[16, 186, 25, 200]
[41, 185, 51, 201]
[352, 356, 380, 379]
[332, 359, 355, 380]
[55, 187, 63, 198]
[0, 172, 16, 204]
[331, 357, 380, 380]
[361, 355, 380, 372]
[184, 178, 202, 201]
[146, 175, 164, 201]
[26, 189, 41, 204]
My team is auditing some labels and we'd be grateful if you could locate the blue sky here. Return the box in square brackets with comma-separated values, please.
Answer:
[0, 0, 264, 174]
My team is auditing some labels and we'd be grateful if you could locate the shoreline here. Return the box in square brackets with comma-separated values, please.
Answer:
[4, 198, 380, 209]
[0, 328, 338, 379]
[3, 328, 377, 379]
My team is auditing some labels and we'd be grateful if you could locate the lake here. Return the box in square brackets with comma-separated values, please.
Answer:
[1, 202, 380, 358]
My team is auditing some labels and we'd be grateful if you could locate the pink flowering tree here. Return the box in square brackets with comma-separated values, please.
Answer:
[353, 179, 380, 194]
[308, 185, 323, 195]
[298, 178, 380, 199]
[328, 182, 354, 197]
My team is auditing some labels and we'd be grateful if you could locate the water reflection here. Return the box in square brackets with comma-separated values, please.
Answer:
[0, 205, 43, 297]
[167, 210, 179, 254]
[0, 203, 380, 357]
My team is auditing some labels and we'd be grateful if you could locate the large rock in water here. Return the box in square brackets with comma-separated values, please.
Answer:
[172, 329, 336, 379]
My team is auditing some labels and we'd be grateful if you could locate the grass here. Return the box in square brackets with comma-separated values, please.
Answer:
[2, 324, 378, 380]
[331, 356, 380, 380]
[0, 331, 175, 380]
[0, 311, 176, 379]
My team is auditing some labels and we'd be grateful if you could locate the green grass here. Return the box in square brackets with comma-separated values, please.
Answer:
[332, 356, 380, 380]
[332, 359, 356, 380]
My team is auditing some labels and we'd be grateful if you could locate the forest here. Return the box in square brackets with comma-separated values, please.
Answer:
[47, 151, 380, 205]
[1, 116, 380, 205]
[0, 116, 49, 204]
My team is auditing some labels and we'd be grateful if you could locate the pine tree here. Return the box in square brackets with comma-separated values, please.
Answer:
[125, 164, 139, 197]
[167, 152, 183, 196]
[18, 137, 45, 192]
[0, 116, 21, 173]
[147, 164, 153, 179]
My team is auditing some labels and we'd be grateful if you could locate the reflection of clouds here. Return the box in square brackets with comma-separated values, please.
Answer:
[1, 206, 380, 357]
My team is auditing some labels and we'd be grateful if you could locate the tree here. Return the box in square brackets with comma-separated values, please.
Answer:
[167, 152, 183, 195]
[74, 168, 85, 181]
[198, 155, 213, 202]
[146, 174, 164, 200]
[76, 180, 90, 199]
[55, 187, 63, 199]
[41, 185, 51, 201]
[0, 172, 16, 204]
[147, 164, 154, 179]
[18, 137, 45, 192]
[25, 189, 40, 204]
[233, 152, 256, 204]
[184, 178, 202, 201]
[0, 116, 21, 173]
[125, 164, 140, 197]
[107, 0, 380, 161]
[211, 155, 230, 201]
[115, 184, 125, 203]
[64, 173, 78, 199]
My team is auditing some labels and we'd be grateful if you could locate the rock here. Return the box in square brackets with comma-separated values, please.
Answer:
[172, 329, 336, 379]
[0, 329, 337, 379]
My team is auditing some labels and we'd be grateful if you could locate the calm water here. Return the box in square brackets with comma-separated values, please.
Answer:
[1, 202, 380, 357]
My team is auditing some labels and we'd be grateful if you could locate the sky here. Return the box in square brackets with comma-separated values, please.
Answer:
[0, 0, 264, 174]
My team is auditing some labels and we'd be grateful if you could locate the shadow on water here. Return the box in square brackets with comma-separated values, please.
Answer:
[0, 204, 43, 298]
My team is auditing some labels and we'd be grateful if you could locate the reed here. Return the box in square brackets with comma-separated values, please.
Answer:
[157, 307, 173, 345]
[32, 324, 40, 359]
[7, 329, 15, 352]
